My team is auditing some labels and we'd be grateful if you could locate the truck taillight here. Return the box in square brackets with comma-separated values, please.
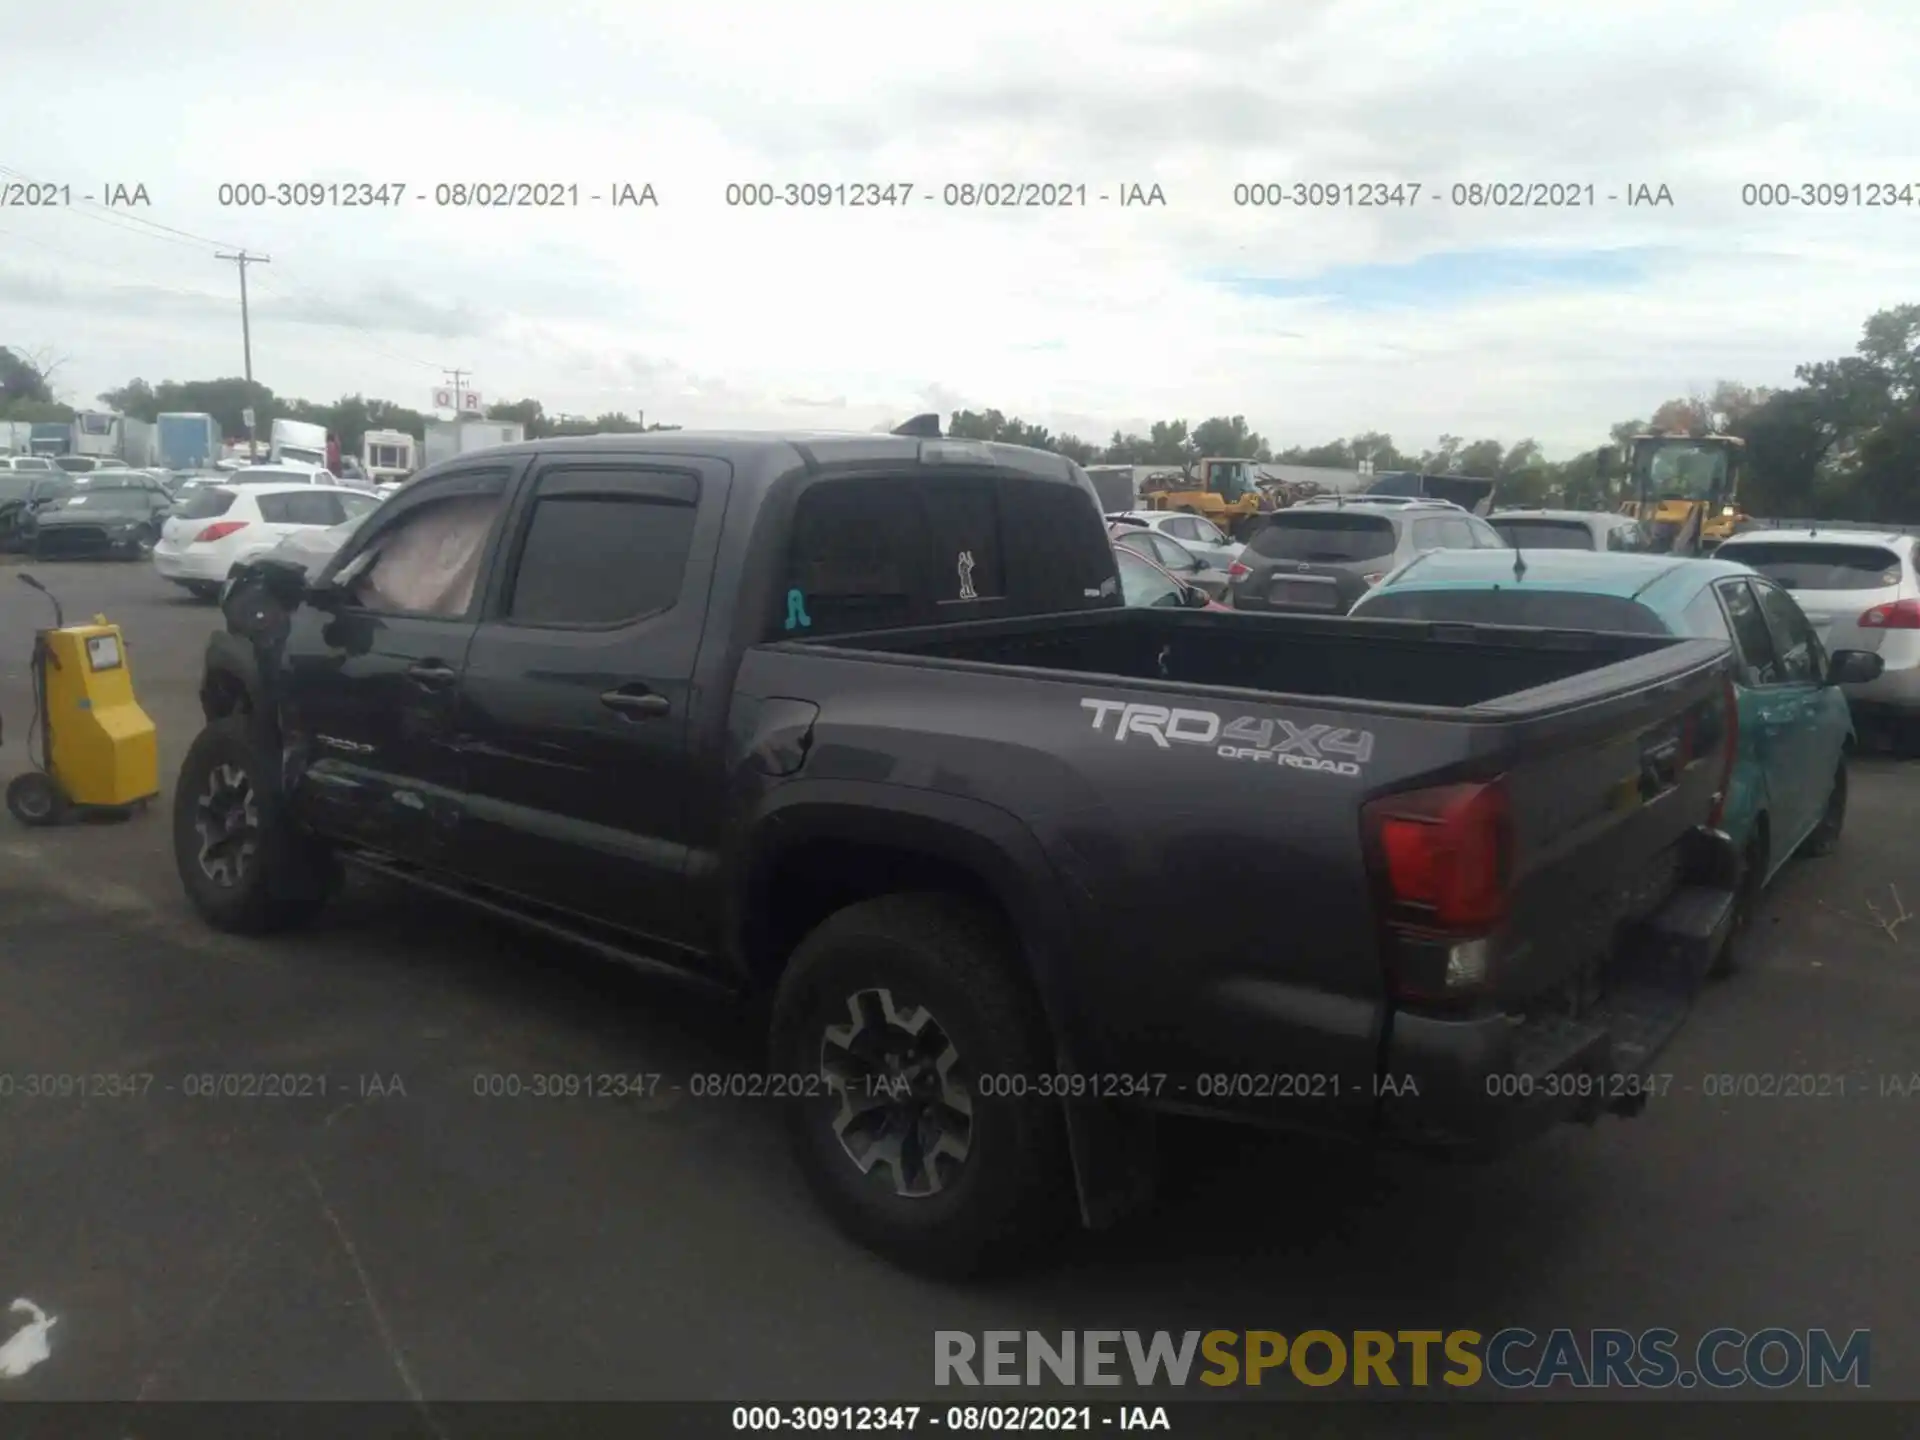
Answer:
[1364, 779, 1513, 934]
[1709, 673, 1737, 829]
[193, 520, 248, 543]
[1227, 561, 1250, 580]
[1858, 598, 1920, 629]
[1362, 572, 1386, 587]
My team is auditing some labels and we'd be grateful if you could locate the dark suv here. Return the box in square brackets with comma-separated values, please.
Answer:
[1229, 498, 1508, 613]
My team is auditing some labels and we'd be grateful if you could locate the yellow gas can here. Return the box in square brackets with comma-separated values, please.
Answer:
[37, 616, 159, 809]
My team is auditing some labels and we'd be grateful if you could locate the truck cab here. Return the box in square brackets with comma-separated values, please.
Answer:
[269, 419, 330, 469]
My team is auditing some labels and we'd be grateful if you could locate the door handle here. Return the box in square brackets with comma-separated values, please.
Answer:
[406, 660, 458, 689]
[601, 689, 670, 718]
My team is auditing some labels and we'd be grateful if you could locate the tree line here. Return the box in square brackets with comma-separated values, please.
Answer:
[935, 302, 1920, 523]
[0, 365, 675, 454]
[4, 299, 1913, 520]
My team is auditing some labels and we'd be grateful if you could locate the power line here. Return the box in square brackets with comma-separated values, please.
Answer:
[0, 224, 445, 402]
[0, 159, 446, 374]
[0, 164, 244, 251]
[0, 224, 230, 304]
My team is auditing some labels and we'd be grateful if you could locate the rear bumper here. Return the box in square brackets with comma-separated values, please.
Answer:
[153, 544, 230, 582]
[1378, 878, 1735, 1153]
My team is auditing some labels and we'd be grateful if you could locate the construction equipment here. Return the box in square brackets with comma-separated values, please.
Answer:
[1609, 433, 1748, 555]
[3, 573, 159, 826]
[1141, 457, 1267, 539]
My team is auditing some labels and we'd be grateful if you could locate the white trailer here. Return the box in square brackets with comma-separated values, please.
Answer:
[422, 418, 525, 468]
[69, 412, 156, 465]
[361, 428, 419, 483]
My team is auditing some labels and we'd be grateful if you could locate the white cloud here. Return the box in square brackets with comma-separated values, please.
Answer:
[2, 0, 1916, 454]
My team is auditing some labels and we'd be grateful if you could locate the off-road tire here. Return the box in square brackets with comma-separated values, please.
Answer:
[768, 893, 1074, 1278]
[1800, 762, 1847, 858]
[173, 715, 336, 933]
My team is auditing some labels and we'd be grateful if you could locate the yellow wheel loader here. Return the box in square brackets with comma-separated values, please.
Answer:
[1606, 433, 1749, 556]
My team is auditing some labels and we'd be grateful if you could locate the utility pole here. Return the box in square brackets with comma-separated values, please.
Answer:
[443, 368, 470, 415]
[216, 250, 269, 458]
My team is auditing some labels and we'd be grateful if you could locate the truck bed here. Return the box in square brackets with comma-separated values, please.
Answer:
[790, 605, 1712, 714]
[744, 604, 1734, 1144]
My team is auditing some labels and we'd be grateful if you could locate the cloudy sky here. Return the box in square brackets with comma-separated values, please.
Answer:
[3, 0, 1917, 456]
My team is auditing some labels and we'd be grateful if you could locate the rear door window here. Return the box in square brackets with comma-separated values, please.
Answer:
[1436, 517, 1477, 549]
[1251, 513, 1396, 563]
[1494, 519, 1596, 550]
[1718, 579, 1781, 684]
[1712, 542, 1903, 592]
[506, 469, 698, 625]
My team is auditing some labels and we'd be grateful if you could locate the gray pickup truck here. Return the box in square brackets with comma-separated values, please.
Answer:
[185, 426, 1740, 1276]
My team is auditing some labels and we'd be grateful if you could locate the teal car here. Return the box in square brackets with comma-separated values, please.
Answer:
[1350, 549, 1885, 973]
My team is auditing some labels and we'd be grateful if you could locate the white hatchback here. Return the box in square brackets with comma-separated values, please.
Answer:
[1103, 509, 1244, 569]
[1715, 527, 1920, 731]
[153, 481, 383, 599]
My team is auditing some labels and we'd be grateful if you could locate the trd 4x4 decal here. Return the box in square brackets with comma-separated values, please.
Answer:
[1079, 699, 1374, 776]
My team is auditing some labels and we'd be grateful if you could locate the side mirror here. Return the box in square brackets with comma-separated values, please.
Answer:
[1828, 649, 1885, 686]
[1182, 583, 1211, 608]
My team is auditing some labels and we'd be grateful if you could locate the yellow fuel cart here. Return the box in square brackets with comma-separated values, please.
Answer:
[3, 573, 159, 826]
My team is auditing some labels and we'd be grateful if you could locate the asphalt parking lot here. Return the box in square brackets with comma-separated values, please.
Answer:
[1, 558, 1917, 1406]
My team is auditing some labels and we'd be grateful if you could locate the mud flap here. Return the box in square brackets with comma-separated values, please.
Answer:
[1062, 1096, 1158, 1230]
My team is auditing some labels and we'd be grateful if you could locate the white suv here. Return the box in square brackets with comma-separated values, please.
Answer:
[1715, 527, 1920, 740]
[152, 481, 382, 599]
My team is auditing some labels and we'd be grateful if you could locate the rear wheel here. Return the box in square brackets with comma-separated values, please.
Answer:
[125, 525, 157, 559]
[184, 581, 221, 601]
[1801, 762, 1847, 858]
[173, 716, 336, 933]
[768, 894, 1074, 1278]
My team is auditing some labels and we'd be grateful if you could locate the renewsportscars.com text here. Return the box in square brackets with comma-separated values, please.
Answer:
[935, 1328, 1870, 1390]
